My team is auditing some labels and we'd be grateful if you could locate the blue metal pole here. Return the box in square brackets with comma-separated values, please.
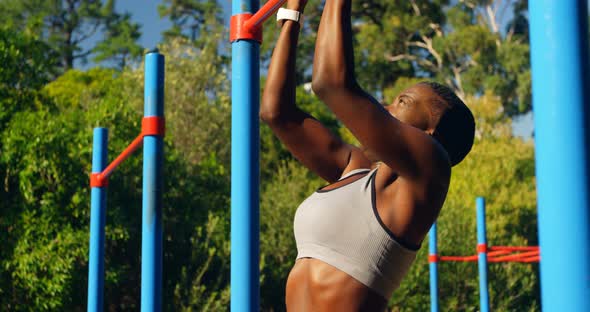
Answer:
[429, 223, 439, 312]
[88, 128, 108, 312]
[476, 197, 490, 312]
[231, 1, 261, 310]
[529, 2, 590, 310]
[141, 50, 165, 312]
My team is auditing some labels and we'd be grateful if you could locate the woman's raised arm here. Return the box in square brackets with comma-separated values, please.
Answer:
[312, 0, 447, 180]
[261, 0, 362, 182]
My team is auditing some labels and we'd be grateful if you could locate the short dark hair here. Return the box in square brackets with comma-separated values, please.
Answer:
[419, 81, 475, 166]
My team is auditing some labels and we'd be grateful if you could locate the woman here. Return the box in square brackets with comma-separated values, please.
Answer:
[260, 0, 475, 310]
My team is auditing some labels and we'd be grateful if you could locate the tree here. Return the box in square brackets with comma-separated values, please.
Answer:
[262, 0, 532, 116]
[353, 0, 531, 115]
[158, 0, 222, 43]
[92, 0, 143, 69]
[0, 28, 59, 307]
[0, 0, 142, 71]
[0, 26, 58, 130]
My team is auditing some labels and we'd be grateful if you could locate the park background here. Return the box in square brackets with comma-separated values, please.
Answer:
[0, 0, 543, 310]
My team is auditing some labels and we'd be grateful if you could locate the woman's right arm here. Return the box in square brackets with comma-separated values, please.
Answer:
[260, 0, 359, 182]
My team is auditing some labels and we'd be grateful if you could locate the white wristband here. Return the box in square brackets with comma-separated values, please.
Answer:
[277, 8, 303, 26]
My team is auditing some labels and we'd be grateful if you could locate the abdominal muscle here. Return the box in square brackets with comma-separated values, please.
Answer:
[285, 258, 387, 312]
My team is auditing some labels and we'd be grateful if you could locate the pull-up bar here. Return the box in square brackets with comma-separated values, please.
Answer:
[230, 1, 287, 311]
[87, 51, 165, 312]
[244, 0, 286, 31]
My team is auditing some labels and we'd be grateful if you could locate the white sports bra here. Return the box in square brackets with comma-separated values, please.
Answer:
[293, 168, 419, 299]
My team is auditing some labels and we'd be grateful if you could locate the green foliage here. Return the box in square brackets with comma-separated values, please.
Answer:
[0, 38, 233, 309]
[0, 27, 57, 89]
[124, 35, 231, 167]
[0, 27, 55, 309]
[261, 0, 532, 115]
[1, 67, 141, 310]
[43, 68, 120, 111]
[0, 26, 58, 129]
[158, 0, 222, 43]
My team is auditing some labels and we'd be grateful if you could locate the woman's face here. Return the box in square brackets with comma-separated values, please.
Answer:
[386, 84, 441, 134]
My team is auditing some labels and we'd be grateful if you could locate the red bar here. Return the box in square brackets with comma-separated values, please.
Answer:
[101, 134, 144, 179]
[487, 250, 511, 257]
[244, 0, 288, 30]
[520, 256, 540, 263]
[428, 254, 438, 263]
[490, 246, 539, 252]
[489, 256, 540, 263]
[488, 250, 540, 263]
[440, 255, 479, 262]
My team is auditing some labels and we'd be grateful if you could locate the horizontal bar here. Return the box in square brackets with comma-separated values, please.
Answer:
[488, 251, 540, 262]
[489, 257, 540, 263]
[244, 0, 288, 30]
[486, 250, 512, 257]
[439, 250, 539, 263]
[490, 246, 539, 251]
[439, 255, 479, 262]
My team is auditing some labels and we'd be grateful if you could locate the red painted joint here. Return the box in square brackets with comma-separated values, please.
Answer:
[142, 116, 165, 137]
[230, 14, 263, 43]
[477, 243, 488, 253]
[428, 254, 438, 263]
[90, 173, 108, 187]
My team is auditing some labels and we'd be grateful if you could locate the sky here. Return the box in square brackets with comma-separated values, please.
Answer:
[114, 0, 231, 50]
[81, 0, 534, 139]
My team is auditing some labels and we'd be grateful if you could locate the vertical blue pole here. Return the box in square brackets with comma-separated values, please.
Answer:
[141, 50, 165, 312]
[529, 1, 590, 310]
[88, 128, 108, 312]
[476, 197, 490, 312]
[231, 1, 261, 311]
[429, 223, 439, 312]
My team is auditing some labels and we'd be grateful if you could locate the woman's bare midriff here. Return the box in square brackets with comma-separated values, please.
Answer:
[286, 258, 387, 312]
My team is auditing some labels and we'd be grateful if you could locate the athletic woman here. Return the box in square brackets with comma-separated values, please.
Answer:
[260, 0, 475, 310]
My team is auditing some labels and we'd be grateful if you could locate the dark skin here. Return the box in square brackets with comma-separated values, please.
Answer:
[260, 0, 451, 311]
